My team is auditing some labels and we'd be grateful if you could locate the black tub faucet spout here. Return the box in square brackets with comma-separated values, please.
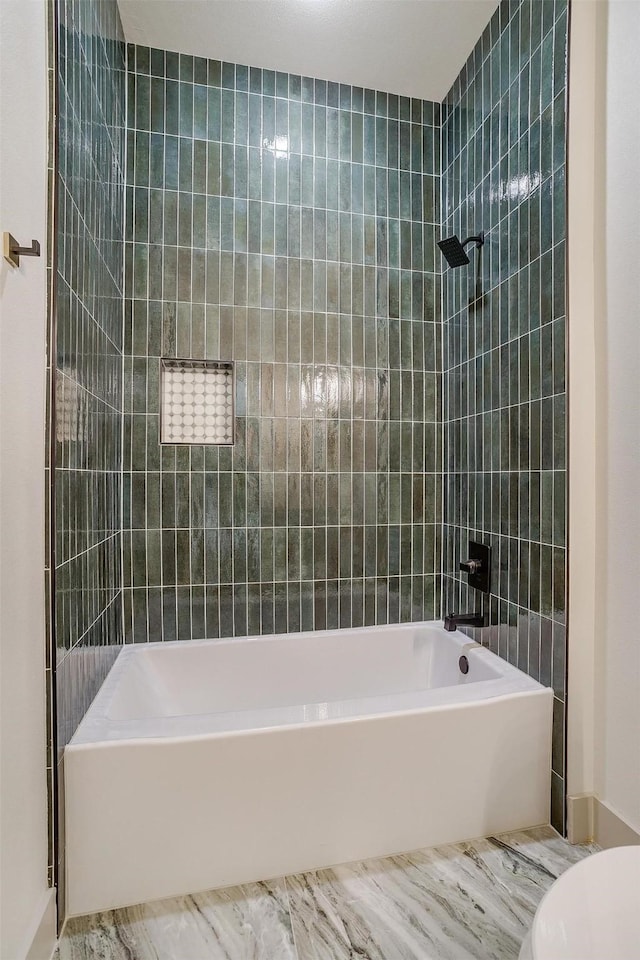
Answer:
[443, 612, 486, 632]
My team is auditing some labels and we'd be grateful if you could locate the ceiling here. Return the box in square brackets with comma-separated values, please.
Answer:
[117, 0, 500, 102]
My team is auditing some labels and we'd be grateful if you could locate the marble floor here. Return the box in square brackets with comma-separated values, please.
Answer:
[55, 827, 597, 960]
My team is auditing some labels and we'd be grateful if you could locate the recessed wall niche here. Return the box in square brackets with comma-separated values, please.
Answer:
[160, 359, 235, 445]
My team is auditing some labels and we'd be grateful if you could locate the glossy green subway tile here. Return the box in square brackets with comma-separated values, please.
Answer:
[441, 0, 568, 830]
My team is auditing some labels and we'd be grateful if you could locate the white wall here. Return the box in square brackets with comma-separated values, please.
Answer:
[0, 1, 56, 957]
[594, 0, 640, 836]
[567, 0, 606, 809]
[569, 0, 640, 842]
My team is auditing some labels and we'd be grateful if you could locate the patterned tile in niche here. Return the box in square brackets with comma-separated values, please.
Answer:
[161, 360, 234, 445]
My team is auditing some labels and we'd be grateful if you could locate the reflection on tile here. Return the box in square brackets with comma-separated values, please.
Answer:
[55, 828, 596, 960]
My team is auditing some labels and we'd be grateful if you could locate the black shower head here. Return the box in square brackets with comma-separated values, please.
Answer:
[438, 232, 485, 269]
[438, 236, 470, 267]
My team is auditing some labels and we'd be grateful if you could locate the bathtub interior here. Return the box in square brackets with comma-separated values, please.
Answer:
[106, 623, 501, 722]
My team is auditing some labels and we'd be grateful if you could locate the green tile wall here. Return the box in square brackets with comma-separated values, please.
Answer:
[441, 0, 569, 831]
[123, 48, 443, 640]
[54, 0, 126, 915]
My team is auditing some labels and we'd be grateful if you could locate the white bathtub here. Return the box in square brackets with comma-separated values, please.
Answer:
[65, 621, 553, 917]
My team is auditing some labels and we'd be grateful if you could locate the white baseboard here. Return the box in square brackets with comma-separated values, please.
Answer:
[594, 798, 640, 848]
[567, 795, 640, 847]
[566, 794, 593, 843]
[19, 888, 57, 960]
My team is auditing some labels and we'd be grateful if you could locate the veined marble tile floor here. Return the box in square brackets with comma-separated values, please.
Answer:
[55, 827, 598, 960]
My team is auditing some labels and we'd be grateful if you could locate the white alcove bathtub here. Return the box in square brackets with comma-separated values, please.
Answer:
[64, 620, 553, 917]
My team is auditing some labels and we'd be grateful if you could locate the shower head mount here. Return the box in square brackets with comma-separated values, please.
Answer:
[438, 231, 485, 269]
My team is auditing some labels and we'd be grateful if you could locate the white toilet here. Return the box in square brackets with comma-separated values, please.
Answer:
[519, 846, 640, 959]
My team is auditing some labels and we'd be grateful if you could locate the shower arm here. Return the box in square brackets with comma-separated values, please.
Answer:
[461, 232, 485, 250]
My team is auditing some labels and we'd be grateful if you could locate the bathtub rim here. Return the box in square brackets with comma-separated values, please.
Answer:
[67, 685, 553, 750]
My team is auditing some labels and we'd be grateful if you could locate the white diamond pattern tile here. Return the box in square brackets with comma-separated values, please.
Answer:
[161, 361, 234, 444]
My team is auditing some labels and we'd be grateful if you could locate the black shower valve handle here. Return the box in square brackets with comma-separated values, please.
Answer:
[459, 540, 491, 593]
